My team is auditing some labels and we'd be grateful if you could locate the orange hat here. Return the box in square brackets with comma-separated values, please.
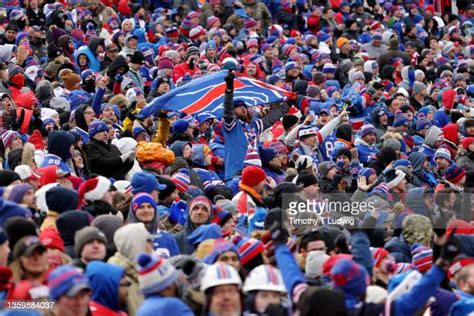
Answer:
[336, 37, 349, 49]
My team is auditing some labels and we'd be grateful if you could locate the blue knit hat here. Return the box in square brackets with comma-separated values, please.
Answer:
[137, 253, 178, 295]
[203, 238, 240, 265]
[88, 120, 108, 137]
[133, 125, 146, 138]
[48, 265, 91, 300]
[358, 168, 375, 178]
[258, 146, 278, 167]
[393, 159, 411, 168]
[172, 119, 190, 134]
[317, 32, 331, 42]
[393, 114, 409, 127]
[331, 259, 368, 298]
[434, 147, 452, 162]
[8, 184, 33, 204]
[187, 223, 222, 247]
[359, 124, 376, 138]
[322, 63, 336, 74]
[416, 117, 432, 131]
[42, 118, 55, 127]
[131, 172, 166, 194]
[130, 193, 158, 213]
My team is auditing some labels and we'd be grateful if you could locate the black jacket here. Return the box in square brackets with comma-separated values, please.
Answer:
[85, 138, 134, 180]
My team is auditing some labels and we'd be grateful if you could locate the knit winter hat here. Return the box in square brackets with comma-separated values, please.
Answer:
[411, 243, 433, 272]
[137, 253, 178, 295]
[130, 193, 157, 213]
[39, 227, 65, 252]
[241, 166, 266, 188]
[416, 117, 432, 131]
[244, 149, 262, 167]
[434, 147, 452, 162]
[78, 176, 111, 202]
[372, 247, 389, 268]
[295, 172, 318, 188]
[424, 126, 443, 147]
[331, 259, 369, 298]
[258, 146, 278, 167]
[384, 169, 406, 189]
[358, 168, 376, 179]
[8, 184, 32, 204]
[74, 226, 106, 257]
[171, 169, 191, 193]
[383, 138, 401, 151]
[172, 120, 190, 134]
[2, 130, 22, 149]
[462, 137, 474, 150]
[88, 120, 109, 137]
[48, 265, 91, 301]
[203, 238, 240, 265]
[360, 124, 376, 138]
[131, 172, 166, 194]
[238, 238, 265, 266]
[305, 250, 329, 279]
[211, 209, 232, 227]
[45, 186, 79, 213]
[393, 114, 409, 127]
[444, 164, 466, 184]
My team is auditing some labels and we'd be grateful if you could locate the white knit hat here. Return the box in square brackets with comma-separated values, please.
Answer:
[305, 250, 329, 279]
[137, 253, 178, 295]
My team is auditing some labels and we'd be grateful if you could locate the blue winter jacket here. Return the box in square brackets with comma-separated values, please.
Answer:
[137, 295, 194, 316]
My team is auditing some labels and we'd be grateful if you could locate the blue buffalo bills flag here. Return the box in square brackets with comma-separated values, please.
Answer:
[138, 70, 291, 119]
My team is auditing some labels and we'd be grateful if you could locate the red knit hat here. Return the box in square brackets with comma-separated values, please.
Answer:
[241, 166, 266, 188]
[462, 137, 474, 150]
[39, 227, 64, 252]
[442, 123, 459, 145]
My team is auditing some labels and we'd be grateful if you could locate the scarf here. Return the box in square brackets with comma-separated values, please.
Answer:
[238, 183, 263, 204]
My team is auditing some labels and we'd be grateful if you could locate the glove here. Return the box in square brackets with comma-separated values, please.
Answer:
[127, 151, 136, 162]
[439, 233, 461, 262]
[225, 71, 235, 91]
[169, 200, 188, 226]
[115, 73, 123, 82]
[120, 151, 134, 163]
[350, 161, 360, 180]
[336, 160, 345, 172]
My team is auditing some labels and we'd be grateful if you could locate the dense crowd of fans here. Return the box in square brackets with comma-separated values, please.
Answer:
[0, 0, 473, 315]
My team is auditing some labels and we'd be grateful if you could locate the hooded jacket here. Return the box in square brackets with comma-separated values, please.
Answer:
[74, 36, 104, 72]
[56, 210, 91, 259]
[86, 261, 126, 316]
[173, 196, 211, 255]
[406, 187, 432, 219]
[107, 224, 148, 316]
[409, 151, 437, 188]
[40, 131, 75, 173]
